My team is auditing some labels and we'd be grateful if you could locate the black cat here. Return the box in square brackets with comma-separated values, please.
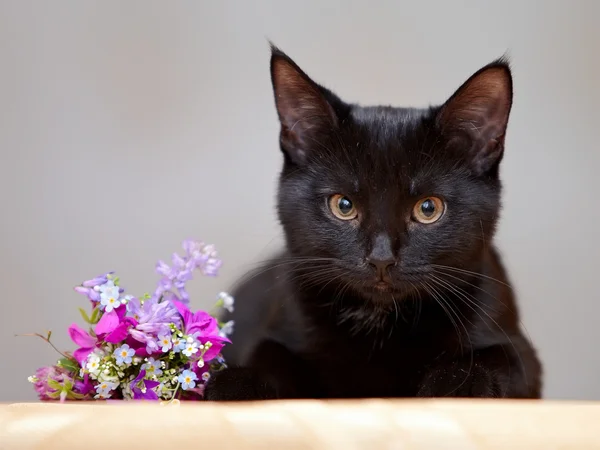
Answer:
[204, 46, 542, 401]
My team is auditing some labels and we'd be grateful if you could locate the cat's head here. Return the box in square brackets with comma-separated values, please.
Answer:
[271, 46, 512, 304]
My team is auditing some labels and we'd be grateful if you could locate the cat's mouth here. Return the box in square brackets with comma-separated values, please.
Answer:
[362, 280, 400, 296]
[358, 277, 420, 301]
[373, 281, 392, 291]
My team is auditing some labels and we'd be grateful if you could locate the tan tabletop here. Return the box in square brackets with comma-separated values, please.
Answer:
[1, 399, 599, 449]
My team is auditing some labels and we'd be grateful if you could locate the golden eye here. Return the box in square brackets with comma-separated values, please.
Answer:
[329, 194, 358, 220]
[412, 197, 445, 224]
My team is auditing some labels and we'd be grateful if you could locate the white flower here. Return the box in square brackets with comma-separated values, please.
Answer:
[158, 333, 172, 352]
[219, 320, 235, 338]
[100, 282, 122, 312]
[217, 292, 235, 313]
[98, 280, 119, 297]
[201, 372, 211, 382]
[121, 382, 133, 400]
[97, 372, 119, 383]
[95, 381, 118, 396]
[182, 340, 199, 357]
[197, 358, 204, 368]
[113, 344, 135, 366]
[171, 335, 184, 353]
[178, 370, 198, 390]
[141, 357, 163, 376]
[86, 354, 101, 375]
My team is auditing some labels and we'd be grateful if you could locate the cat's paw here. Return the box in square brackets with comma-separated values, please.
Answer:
[417, 360, 507, 398]
[203, 367, 278, 401]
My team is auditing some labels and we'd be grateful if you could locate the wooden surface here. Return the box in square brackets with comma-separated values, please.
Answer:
[1, 399, 599, 449]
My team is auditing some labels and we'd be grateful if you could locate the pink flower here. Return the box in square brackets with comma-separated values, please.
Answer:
[95, 305, 137, 344]
[68, 323, 97, 366]
[31, 365, 93, 402]
[171, 300, 230, 361]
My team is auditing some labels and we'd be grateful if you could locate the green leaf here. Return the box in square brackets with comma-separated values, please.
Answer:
[57, 357, 79, 373]
[113, 276, 120, 286]
[47, 390, 61, 399]
[90, 308, 100, 324]
[63, 380, 73, 391]
[68, 391, 85, 400]
[47, 379, 62, 391]
[78, 308, 91, 324]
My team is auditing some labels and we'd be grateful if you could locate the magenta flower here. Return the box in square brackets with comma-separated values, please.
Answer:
[68, 323, 97, 366]
[172, 300, 229, 361]
[95, 305, 137, 344]
[130, 370, 160, 400]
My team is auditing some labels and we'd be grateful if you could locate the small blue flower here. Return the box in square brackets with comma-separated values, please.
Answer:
[95, 381, 118, 397]
[171, 335, 185, 353]
[141, 357, 163, 376]
[114, 344, 135, 366]
[158, 333, 173, 352]
[178, 370, 198, 390]
[182, 337, 199, 357]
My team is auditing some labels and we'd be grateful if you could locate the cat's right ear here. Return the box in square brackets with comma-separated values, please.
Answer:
[270, 46, 340, 165]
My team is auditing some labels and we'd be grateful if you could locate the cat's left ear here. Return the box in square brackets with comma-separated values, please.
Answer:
[437, 58, 513, 176]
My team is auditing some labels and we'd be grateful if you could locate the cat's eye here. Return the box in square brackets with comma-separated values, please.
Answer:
[329, 194, 358, 220]
[412, 197, 445, 224]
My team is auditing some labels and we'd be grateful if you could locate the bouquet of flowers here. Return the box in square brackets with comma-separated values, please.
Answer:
[25, 239, 234, 403]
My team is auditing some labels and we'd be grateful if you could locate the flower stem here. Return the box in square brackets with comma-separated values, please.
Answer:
[167, 382, 181, 403]
[15, 333, 71, 359]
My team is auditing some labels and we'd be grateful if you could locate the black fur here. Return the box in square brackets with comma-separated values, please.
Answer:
[204, 46, 542, 401]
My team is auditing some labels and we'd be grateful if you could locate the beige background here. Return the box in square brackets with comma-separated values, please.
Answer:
[0, 1, 598, 401]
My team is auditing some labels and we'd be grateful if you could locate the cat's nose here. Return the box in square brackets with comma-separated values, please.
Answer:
[367, 258, 396, 274]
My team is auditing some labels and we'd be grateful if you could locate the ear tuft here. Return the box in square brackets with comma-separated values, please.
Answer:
[270, 46, 339, 165]
[438, 58, 513, 175]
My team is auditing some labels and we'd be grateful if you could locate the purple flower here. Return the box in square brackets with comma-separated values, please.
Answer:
[127, 297, 181, 355]
[74, 286, 100, 302]
[74, 272, 115, 303]
[74, 373, 95, 396]
[152, 240, 222, 304]
[68, 323, 97, 366]
[83, 272, 114, 288]
[171, 300, 230, 361]
[130, 370, 160, 400]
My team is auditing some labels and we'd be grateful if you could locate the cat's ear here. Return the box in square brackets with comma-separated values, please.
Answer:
[437, 58, 513, 176]
[270, 45, 340, 165]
